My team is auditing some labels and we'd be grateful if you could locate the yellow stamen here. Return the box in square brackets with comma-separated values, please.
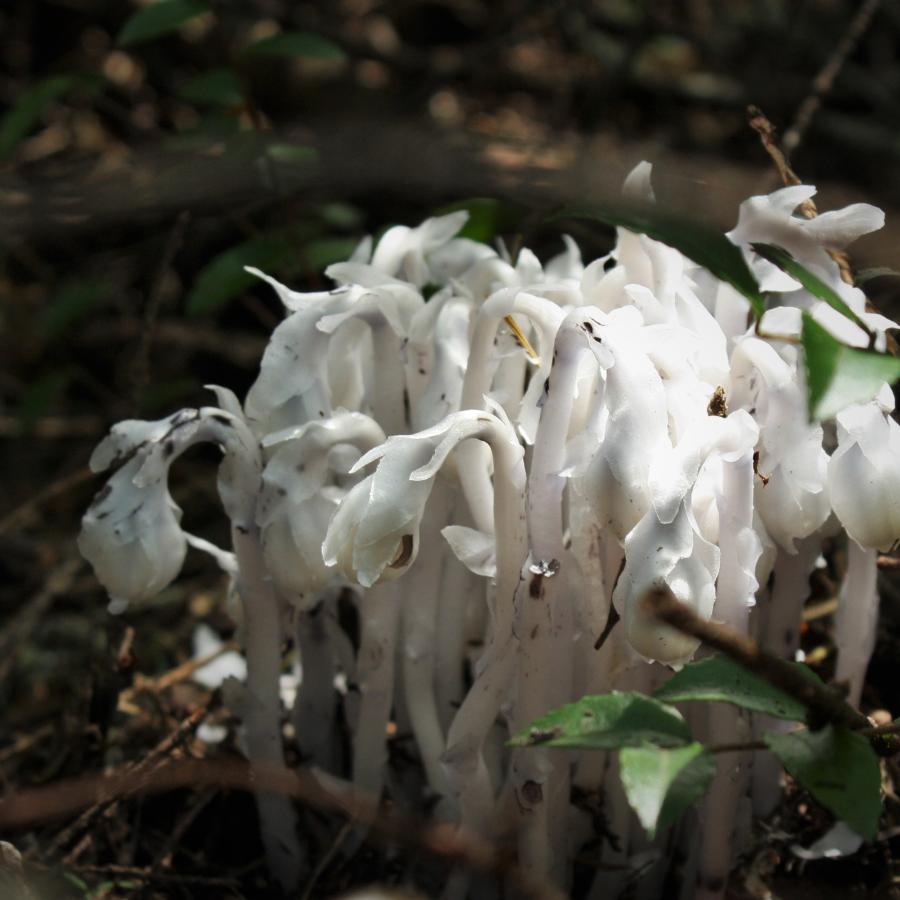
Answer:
[504, 315, 539, 363]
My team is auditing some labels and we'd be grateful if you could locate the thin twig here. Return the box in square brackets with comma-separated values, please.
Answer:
[782, 0, 883, 155]
[48, 706, 207, 860]
[131, 211, 191, 413]
[2, 757, 563, 900]
[642, 588, 869, 732]
[0, 468, 93, 535]
[0, 556, 83, 682]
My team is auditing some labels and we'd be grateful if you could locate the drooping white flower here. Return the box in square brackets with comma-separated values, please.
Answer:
[829, 385, 900, 551]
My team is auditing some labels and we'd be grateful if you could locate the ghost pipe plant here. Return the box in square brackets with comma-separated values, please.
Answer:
[80, 165, 900, 897]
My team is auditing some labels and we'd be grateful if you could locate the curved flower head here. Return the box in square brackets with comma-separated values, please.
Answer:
[829, 386, 900, 551]
[730, 336, 830, 551]
[367, 210, 469, 287]
[79, 453, 187, 609]
[79, 404, 259, 609]
[323, 408, 524, 587]
[258, 412, 386, 606]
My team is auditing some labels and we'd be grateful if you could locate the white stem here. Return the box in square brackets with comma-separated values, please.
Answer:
[457, 290, 565, 534]
[372, 324, 408, 436]
[697, 452, 757, 900]
[511, 321, 585, 886]
[232, 523, 304, 891]
[401, 480, 453, 806]
[752, 538, 820, 817]
[435, 541, 476, 731]
[352, 580, 403, 798]
[835, 539, 879, 708]
[293, 598, 339, 771]
[443, 422, 528, 837]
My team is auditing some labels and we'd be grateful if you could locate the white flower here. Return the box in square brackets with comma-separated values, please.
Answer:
[829, 387, 900, 551]
[79, 453, 187, 608]
[258, 412, 385, 604]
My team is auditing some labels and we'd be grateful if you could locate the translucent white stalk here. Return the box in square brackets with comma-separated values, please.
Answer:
[511, 315, 592, 885]
[835, 539, 879, 708]
[457, 288, 566, 533]
[696, 451, 759, 900]
[293, 596, 340, 771]
[400, 479, 454, 807]
[751, 538, 820, 817]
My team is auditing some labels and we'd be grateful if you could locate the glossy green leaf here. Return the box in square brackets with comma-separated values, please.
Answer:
[802, 312, 900, 420]
[117, 0, 209, 47]
[186, 233, 295, 315]
[178, 68, 243, 107]
[652, 654, 817, 721]
[751, 243, 869, 334]
[554, 202, 765, 318]
[508, 691, 691, 750]
[241, 31, 345, 60]
[765, 725, 881, 840]
[0, 75, 91, 159]
[619, 742, 715, 837]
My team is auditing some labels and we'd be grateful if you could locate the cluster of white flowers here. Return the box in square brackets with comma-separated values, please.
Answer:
[79, 164, 900, 896]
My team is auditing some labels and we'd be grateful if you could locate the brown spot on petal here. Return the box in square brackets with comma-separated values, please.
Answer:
[521, 780, 543, 806]
[389, 534, 415, 570]
[707, 385, 727, 418]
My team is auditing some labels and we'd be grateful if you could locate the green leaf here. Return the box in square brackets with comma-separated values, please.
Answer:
[619, 742, 715, 837]
[751, 243, 870, 335]
[0, 75, 88, 159]
[802, 312, 900, 420]
[241, 31, 345, 61]
[117, 0, 209, 47]
[41, 278, 112, 341]
[508, 691, 691, 750]
[554, 202, 765, 318]
[436, 198, 520, 244]
[178, 68, 243, 107]
[301, 236, 358, 270]
[186, 233, 295, 315]
[652, 654, 818, 721]
[765, 725, 881, 840]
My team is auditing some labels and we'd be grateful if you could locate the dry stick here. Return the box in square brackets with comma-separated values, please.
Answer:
[0, 468, 93, 536]
[641, 588, 869, 733]
[0, 557, 83, 683]
[131, 210, 191, 413]
[781, 0, 883, 156]
[0, 758, 565, 900]
[47, 706, 207, 860]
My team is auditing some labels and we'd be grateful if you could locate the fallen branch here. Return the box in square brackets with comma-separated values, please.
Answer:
[0, 756, 564, 900]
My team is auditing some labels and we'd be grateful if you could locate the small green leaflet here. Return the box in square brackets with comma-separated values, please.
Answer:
[764, 725, 881, 840]
[553, 202, 765, 319]
[178, 69, 244, 107]
[117, 0, 209, 47]
[802, 312, 900, 420]
[652, 654, 815, 721]
[751, 243, 870, 337]
[508, 692, 691, 750]
[186, 233, 295, 315]
[241, 32, 345, 61]
[436, 198, 521, 244]
[619, 742, 715, 837]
